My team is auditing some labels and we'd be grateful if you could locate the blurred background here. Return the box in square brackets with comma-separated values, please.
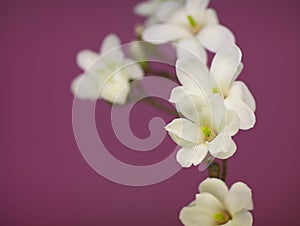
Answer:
[0, 0, 299, 225]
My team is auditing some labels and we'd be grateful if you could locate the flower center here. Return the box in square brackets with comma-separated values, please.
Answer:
[213, 212, 231, 225]
[201, 126, 216, 142]
[187, 15, 202, 35]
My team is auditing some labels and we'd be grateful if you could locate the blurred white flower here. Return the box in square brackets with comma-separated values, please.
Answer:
[165, 93, 240, 167]
[142, 0, 235, 63]
[170, 44, 256, 130]
[71, 34, 144, 105]
[134, 0, 184, 27]
[180, 178, 253, 226]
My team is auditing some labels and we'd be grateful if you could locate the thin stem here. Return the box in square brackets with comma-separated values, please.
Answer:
[144, 67, 178, 82]
[221, 159, 227, 182]
[208, 161, 220, 179]
[141, 97, 178, 116]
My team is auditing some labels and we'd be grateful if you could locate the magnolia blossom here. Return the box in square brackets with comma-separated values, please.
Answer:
[142, 0, 235, 63]
[71, 34, 144, 105]
[170, 44, 256, 130]
[134, 0, 184, 26]
[165, 92, 240, 167]
[180, 178, 253, 226]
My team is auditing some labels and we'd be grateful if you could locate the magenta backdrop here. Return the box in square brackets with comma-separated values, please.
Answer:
[1, 0, 299, 225]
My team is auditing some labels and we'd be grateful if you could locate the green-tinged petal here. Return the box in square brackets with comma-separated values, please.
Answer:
[210, 44, 242, 94]
[180, 206, 215, 226]
[165, 118, 204, 144]
[195, 192, 224, 214]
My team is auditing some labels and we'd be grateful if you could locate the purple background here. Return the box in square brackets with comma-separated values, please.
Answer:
[1, 0, 299, 225]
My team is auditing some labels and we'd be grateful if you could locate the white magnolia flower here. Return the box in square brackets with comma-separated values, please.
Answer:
[71, 34, 144, 105]
[165, 93, 240, 167]
[170, 44, 256, 130]
[180, 178, 253, 226]
[142, 0, 235, 63]
[134, 0, 184, 27]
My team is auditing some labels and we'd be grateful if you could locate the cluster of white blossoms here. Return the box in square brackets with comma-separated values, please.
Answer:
[71, 0, 256, 225]
[180, 178, 253, 226]
[71, 34, 143, 105]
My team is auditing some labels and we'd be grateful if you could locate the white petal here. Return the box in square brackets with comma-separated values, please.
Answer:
[134, 1, 157, 16]
[165, 118, 204, 145]
[222, 221, 233, 226]
[209, 131, 237, 159]
[122, 58, 144, 80]
[180, 206, 214, 226]
[232, 211, 253, 226]
[229, 81, 256, 112]
[176, 144, 208, 168]
[100, 74, 130, 105]
[224, 110, 240, 136]
[169, 86, 188, 103]
[198, 25, 235, 52]
[204, 8, 219, 25]
[195, 192, 223, 214]
[176, 37, 208, 64]
[225, 182, 253, 215]
[176, 94, 207, 125]
[199, 178, 228, 204]
[100, 34, 124, 63]
[224, 97, 256, 130]
[76, 50, 98, 71]
[71, 74, 99, 100]
[142, 24, 191, 44]
[176, 144, 209, 167]
[210, 44, 242, 93]
[207, 94, 226, 130]
[186, 0, 209, 15]
[156, 1, 183, 22]
[175, 55, 214, 94]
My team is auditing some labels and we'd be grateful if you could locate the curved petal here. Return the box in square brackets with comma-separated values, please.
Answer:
[232, 211, 253, 226]
[100, 34, 124, 63]
[176, 94, 207, 125]
[71, 74, 99, 100]
[169, 86, 188, 103]
[142, 24, 191, 44]
[133, 1, 156, 16]
[175, 55, 214, 94]
[176, 37, 208, 64]
[230, 81, 256, 112]
[209, 131, 237, 159]
[176, 144, 209, 167]
[199, 178, 228, 204]
[224, 96, 256, 130]
[180, 206, 214, 226]
[195, 192, 224, 214]
[76, 50, 98, 71]
[156, 1, 183, 22]
[197, 25, 235, 52]
[186, 0, 209, 16]
[224, 110, 240, 136]
[225, 182, 253, 215]
[210, 44, 242, 93]
[204, 8, 219, 25]
[165, 118, 204, 144]
[122, 58, 144, 80]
